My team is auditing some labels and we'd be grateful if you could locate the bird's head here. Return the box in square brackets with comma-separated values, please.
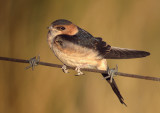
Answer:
[48, 19, 78, 37]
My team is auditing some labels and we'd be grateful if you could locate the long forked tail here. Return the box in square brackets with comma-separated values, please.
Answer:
[102, 73, 127, 106]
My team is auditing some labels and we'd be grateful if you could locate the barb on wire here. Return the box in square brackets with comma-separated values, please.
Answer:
[0, 56, 160, 82]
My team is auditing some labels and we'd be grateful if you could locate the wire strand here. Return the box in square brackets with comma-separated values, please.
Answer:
[0, 56, 160, 82]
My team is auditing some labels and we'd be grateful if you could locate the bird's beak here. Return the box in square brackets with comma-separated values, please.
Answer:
[47, 26, 61, 38]
[47, 26, 53, 30]
[47, 26, 58, 33]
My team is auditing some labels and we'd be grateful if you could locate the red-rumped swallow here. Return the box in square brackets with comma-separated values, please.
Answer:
[47, 19, 150, 106]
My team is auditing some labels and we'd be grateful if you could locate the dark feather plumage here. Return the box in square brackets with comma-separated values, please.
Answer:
[51, 19, 72, 26]
[55, 27, 98, 49]
[56, 27, 150, 59]
[104, 47, 150, 59]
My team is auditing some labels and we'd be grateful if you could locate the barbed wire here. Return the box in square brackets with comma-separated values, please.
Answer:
[0, 56, 160, 82]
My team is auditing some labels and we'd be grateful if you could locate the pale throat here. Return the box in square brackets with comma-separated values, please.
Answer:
[47, 30, 61, 48]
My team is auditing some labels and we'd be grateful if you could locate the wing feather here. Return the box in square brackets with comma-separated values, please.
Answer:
[104, 46, 150, 59]
[57, 28, 150, 59]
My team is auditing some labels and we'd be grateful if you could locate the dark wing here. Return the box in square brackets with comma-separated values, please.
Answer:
[58, 27, 150, 59]
[73, 27, 99, 49]
[93, 37, 150, 59]
[104, 46, 150, 59]
[58, 27, 103, 49]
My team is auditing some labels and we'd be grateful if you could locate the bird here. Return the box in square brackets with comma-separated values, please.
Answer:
[47, 19, 150, 106]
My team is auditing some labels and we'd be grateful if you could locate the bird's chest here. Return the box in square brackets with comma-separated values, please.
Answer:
[48, 37, 101, 69]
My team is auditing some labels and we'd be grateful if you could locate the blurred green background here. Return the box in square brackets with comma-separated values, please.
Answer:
[0, 0, 160, 113]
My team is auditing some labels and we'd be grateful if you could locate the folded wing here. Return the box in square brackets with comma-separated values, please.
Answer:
[104, 46, 150, 59]
[94, 37, 150, 59]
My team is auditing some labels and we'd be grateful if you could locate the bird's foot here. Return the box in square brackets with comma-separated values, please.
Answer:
[25, 55, 40, 70]
[62, 65, 69, 73]
[104, 65, 118, 83]
[75, 66, 84, 76]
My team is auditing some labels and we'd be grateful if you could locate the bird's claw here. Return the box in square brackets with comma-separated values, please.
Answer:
[62, 65, 69, 73]
[25, 55, 40, 70]
[105, 65, 118, 83]
[75, 66, 84, 76]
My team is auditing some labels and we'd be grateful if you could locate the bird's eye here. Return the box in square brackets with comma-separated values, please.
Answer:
[56, 26, 66, 31]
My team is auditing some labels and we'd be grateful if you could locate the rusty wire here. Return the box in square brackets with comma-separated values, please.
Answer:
[0, 56, 160, 82]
